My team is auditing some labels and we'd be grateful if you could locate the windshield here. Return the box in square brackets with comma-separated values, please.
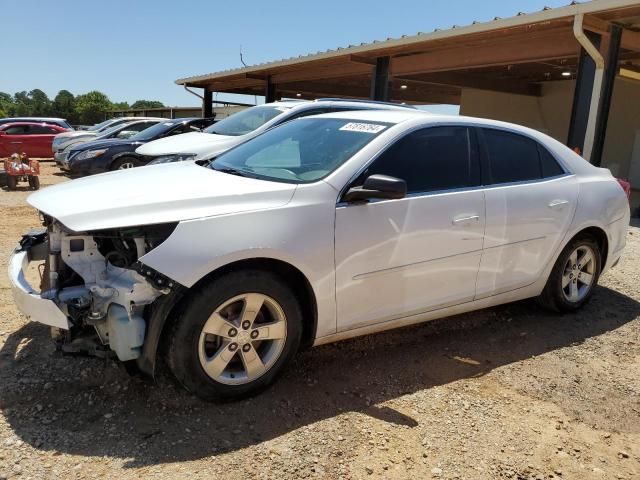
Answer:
[97, 123, 129, 138]
[204, 105, 286, 136]
[91, 119, 114, 132]
[209, 117, 391, 183]
[130, 122, 177, 141]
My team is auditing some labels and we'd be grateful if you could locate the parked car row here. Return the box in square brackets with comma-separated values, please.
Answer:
[6, 100, 631, 403]
[60, 118, 214, 174]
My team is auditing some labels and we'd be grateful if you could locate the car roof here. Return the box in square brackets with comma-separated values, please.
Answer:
[307, 109, 430, 124]
[263, 99, 416, 112]
[1, 117, 67, 121]
[109, 116, 166, 121]
[1, 121, 64, 128]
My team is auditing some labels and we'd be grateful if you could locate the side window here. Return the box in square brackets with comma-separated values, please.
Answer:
[481, 128, 566, 184]
[130, 122, 155, 132]
[356, 126, 479, 194]
[482, 129, 541, 184]
[3, 125, 29, 135]
[30, 125, 57, 134]
[538, 145, 565, 178]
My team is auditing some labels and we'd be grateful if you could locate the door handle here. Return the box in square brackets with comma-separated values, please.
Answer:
[10, 141, 22, 144]
[548, 200, 569, 209]
[452, 215, 480, 226]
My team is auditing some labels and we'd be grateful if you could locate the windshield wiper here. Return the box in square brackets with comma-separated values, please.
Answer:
[214, 167, 251, 178]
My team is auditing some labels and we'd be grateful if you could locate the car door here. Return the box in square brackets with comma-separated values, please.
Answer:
[335, 126, 485, 331]
[0, 125, 31, 156]
[28, 124, 59, 157]
[475, 127, 579, 298]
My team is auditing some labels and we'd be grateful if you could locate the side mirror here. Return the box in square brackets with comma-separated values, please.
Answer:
[0, 131, 6, 136]
[344, 174, 407, 202]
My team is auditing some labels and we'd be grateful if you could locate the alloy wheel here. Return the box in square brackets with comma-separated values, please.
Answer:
[561, 245, 596, 303]
[198, 293, 287, 385]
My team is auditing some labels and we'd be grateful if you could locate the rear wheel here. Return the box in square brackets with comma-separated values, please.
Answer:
[6, 175, 17, 190]
[111, 157, 140, 171]
[166, 270, 303, 401]
[538, 235, 601, 312]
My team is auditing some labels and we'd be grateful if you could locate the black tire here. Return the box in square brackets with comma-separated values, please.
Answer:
[166, 270, 303, 402]
[110, 157, 140, 171]
[537, 235, 601, 313]
[6, 175, 17, 190]
[28, 175, 40, 190]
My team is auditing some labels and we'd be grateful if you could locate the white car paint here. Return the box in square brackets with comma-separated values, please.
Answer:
[135, 100, 418, 161]
[9, 110, 629, 364]
[27, 162, 297, 232]
[134, 131, 237, 158]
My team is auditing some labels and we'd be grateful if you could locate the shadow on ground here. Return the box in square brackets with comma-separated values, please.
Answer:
[0, 286, 638, 467]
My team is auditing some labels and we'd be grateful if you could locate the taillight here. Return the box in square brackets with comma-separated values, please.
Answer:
[616, 178, 632, 200]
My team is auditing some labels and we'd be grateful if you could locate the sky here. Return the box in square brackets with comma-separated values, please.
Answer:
[3, 0, 575, 110]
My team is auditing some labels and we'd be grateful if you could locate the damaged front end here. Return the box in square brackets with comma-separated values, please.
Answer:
[8, 217, 179, 365]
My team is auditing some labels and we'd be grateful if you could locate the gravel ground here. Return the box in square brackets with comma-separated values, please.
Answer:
[0, 163, 638, 480]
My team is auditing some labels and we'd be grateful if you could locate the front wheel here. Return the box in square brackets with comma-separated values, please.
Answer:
[110, 157, 140, 171]
[166, 270, 303, 401]
[6, 175, 17, 190]
[538, 235, 601, 312]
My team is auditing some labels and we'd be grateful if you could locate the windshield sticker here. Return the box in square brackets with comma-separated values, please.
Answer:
[339, 122, 387, 134]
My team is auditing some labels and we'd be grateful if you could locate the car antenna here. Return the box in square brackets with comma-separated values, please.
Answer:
[240, 46, 258, 105]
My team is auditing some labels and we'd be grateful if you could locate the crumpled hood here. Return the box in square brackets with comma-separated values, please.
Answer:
[28, 162, 297, 232]
[135, 131, 239, 159]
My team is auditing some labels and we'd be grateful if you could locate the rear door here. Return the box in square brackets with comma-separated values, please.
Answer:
[28, 124, 60, 157]
[475, 127, 578, 298]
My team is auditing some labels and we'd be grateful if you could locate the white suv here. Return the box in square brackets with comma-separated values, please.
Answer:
[9, 110, 629, 401]
[136, 99, 416, 163]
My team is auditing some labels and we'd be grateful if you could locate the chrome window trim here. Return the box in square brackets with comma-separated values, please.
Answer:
[336, 122, 480, 205]
[336, 121, 573, 207]
[336, 173, 574, 208]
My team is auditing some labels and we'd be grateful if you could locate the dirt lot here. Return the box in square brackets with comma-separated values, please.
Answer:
[0, 162, 638, 480]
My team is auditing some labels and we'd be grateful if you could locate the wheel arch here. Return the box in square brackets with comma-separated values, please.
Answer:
[573, 225, 609, 269]
[109, 152, 141, 169]
[137, 256, 318, 377]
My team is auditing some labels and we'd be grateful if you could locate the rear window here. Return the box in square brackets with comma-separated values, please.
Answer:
[481, 129, 565, 184]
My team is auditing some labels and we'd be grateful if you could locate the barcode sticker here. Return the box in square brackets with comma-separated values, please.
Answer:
[339, 122, 387, 134]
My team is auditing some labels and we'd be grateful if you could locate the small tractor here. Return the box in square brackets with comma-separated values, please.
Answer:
[4, 153, 40, 191]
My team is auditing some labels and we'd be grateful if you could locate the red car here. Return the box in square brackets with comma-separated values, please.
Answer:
[0, 122, 69, 158]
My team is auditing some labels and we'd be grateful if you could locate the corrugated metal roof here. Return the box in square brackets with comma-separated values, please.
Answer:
[176, 0, 640, 85]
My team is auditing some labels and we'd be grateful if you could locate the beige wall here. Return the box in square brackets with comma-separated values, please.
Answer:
[459, 81, 574, 142]
[460, 78, 640, 212]
[601, 78, 640, 182]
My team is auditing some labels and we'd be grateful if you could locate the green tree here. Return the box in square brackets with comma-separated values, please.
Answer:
[0, 92, 13, 117]
[28, 89, 52, 116]
[12, 91, 32, 116]
[111, 101, 130, 111]
[75, 91, 112, 125]
[52, 90, 78, 123]
[130, 100, 164, 110]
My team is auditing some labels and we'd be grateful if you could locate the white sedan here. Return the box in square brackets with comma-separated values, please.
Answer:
[9, 110, 630, 401]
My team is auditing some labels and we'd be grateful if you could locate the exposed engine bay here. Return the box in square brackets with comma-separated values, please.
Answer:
[36, 216, 178, 362]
